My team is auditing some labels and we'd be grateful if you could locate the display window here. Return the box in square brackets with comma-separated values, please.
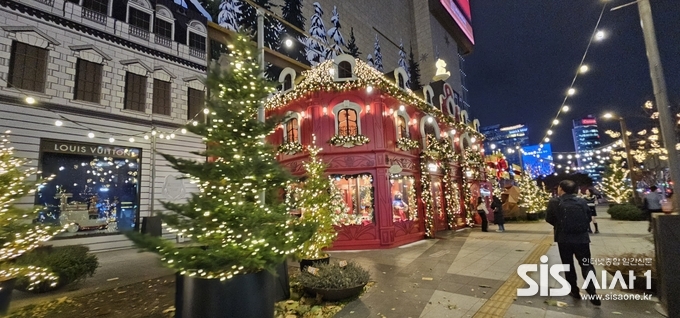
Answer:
[331, 174, 374, 226]
[35, 140, 141, 237]
[389, 176, 417, 222]
[431, 177, 447, 230]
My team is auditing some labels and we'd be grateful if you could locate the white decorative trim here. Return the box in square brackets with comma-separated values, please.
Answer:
[187, 20, 207, 36]
[155, 5, 174, 21]
[332, 100, 363, 135]
[444, 96, 456, 118]
[120, 59, 152, 76]
[278, 67, 296, 92]
[183, 76, 205, 91]
[394, 67, 408, 90]
[420, 116, 441, 146]
[472, 119, 481, 132]
[460, 110, 469, 124]
[2, 26, 60, 48]
[422, 85, 434, 105]
[153, 66, 176, 82]
[333, 54, 357, 82]
[70, 45, 112, 64]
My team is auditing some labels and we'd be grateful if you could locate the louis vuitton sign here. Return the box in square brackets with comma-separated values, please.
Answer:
[40, 140, 141, 159]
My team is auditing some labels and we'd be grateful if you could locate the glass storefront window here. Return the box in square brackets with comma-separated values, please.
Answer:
[431, 177, 447, 229]
[390, 176, 418, 222]
[331, 174, 374, 226]
[35, 152, 140, 237]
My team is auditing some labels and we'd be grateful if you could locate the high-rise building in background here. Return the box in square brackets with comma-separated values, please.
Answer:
[572, 115, 604, 182]
[481, 124, 529, 168]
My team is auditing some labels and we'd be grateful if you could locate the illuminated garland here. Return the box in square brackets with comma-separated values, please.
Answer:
[406, 176, 418, 221]
[396, 137, 419, 151]
[329, 134, 370, 147]
[264, 59, 484, 140]
[278, 141, 303, 155]
[419, 155, 435, 238]
[460, 150, 485, 226]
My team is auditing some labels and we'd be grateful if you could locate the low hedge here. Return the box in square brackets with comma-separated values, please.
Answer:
[607, 204, 646, 221]
[15, 245, 99, 293]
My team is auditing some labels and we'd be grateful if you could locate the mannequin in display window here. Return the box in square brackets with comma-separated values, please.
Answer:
[392, 192, 409, 221]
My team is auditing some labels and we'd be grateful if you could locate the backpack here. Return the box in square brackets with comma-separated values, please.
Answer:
[559, 196, 591, 234]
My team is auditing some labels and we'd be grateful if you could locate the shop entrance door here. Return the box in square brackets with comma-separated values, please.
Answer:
[431, 177, 448, 232]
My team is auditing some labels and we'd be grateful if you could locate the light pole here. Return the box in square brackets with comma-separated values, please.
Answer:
[636, 0, 680, 212]
[603, 113, 639, 204]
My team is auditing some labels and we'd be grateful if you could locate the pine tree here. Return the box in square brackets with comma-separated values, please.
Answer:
[345, 27, 361, 58]
[598, 159, 632, 204]
[305, 2, 329, 65]
[326, 6, 346, 59]
[517, 171, 548, 214]
[366, 53, 374, 67]
[408, 44, 422, 91]
[292, 141, 337, 260]
[127, 32, 315, 279]
[218, 0, 242, 32]
[239, 0, 282, 49]
[373, 34, 384, 72]
[398, 39, 409, 86]
[281, 0, 307, 63]
[0, 132, 61, 289]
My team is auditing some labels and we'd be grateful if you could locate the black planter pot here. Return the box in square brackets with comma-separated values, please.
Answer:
[299, 256, 330, 272]
[175, 271, 275, 318]
[303, 283, 366, 301]
[526, 213, 539, 221]
[0, 279, 16, 315]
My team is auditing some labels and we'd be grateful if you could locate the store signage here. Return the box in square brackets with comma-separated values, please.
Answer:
[41, 140, 141, 159]
[440, 0, 474, 44]
[581, 118, 597, 125]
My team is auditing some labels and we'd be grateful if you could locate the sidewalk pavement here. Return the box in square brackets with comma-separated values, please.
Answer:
[10, 205, 662, 318]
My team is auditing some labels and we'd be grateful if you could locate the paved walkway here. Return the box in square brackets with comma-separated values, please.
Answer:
[334, 206, 661, 318]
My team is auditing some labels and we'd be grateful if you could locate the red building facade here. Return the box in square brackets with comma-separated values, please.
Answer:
[265, 55, 488, 250]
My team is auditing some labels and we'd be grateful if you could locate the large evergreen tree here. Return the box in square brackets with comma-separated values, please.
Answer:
[408, 44, 422, 91]
[217, 0, 242, 32]
[373, 34, 384, 72]
[345, 27, 361, 58]
[281, 0, 307, 63]
[326, 6, 346, 59]
[239, 0, 283, 49]
[128, 32, 314, 279]
[305, 2, 329, 65]
[598, 159, 632, 204]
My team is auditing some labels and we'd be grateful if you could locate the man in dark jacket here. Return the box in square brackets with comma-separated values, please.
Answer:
[546, 180, 600, 306]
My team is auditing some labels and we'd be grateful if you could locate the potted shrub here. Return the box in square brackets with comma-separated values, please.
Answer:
[290, 141, 337, 270]
[127, 32, 315, 318]
[607, 204, 645, 221]
[0, 133, 64, 313]
[298, 261, 370, 301]
[14, 245, 98, 293]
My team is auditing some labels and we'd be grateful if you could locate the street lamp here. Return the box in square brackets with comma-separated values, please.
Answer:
[602, 112, 640, 204]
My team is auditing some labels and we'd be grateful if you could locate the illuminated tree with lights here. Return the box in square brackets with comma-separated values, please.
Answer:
[127, 32, 314, 280]
[292, 142, 337, 260]
[517, 170, 548, 214]
[373, 34, 384, 71]
[217, 0, 242, 32]
[599, 159, 632, 204]
[345, 27, 361, 58]
[0, 132, 61, 291]
[326, 6, 346, 59]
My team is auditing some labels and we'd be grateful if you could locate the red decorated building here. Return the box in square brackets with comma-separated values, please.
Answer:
[265, 55, 489, 250]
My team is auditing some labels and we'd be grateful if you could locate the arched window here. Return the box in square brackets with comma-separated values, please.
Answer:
[424, 123, 437, 147]
[396, 116, 408, 139]
[397, 74, 404, 89]
[285, 118, 299, 143]
[338, 109, 358, 136]
[338, 61, 352, 79]
[283, 74, 292, 91]
[426, 91, 432, 105]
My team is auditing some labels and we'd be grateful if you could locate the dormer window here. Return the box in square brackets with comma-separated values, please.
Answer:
[187, 20, 207, 59]
[397, 73, 404, 89]
[338, 61, 352, 79]
[154, 6, 174, 47]
[426, 91, 432, 105]
[82, 0, 108, 24]
[128, 7, 151, 40]
[283, 74, 292, 91]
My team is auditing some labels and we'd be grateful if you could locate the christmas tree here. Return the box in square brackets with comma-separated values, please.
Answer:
[345, 27, 361, 58]
[217, 0, 242, 32]
[292, 140, 337, 260]
[517, 171, 548, 213]
[408, 44, 422, 91]
[305, 2, 329, 65]
[281, 0, 308, 64]
[366, 53, 374, 67]
[598, 159, 632, 204]
[239, 0, 283, 49]
[0, 132, 61, 290]
[398, 39, 409, 86]
[326, 6, 346, 59]
[373, 34, 384, 71]
[127, 32, 315, 280]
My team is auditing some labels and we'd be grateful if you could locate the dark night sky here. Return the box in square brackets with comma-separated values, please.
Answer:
[466, 0, 680, 152]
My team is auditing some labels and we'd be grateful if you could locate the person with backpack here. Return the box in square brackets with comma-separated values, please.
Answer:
[491, 195, 505, 232]
[546, 180, 600, 306]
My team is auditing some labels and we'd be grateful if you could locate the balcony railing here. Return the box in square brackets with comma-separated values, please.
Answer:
[35, 0, 54, 5]
[129, 25, 150, 40]
[154, 35, 172, 48]
[189, 47, 206, 59]
[82, 7, 107, 25]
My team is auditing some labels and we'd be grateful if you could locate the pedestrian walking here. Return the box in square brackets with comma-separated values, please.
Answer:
[491, 195, 505, 232]
[546, 180, 601, 306]
[583, 189, 599, 234]
[644, 186, 663, 232]
[476, 196, 489, 232]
